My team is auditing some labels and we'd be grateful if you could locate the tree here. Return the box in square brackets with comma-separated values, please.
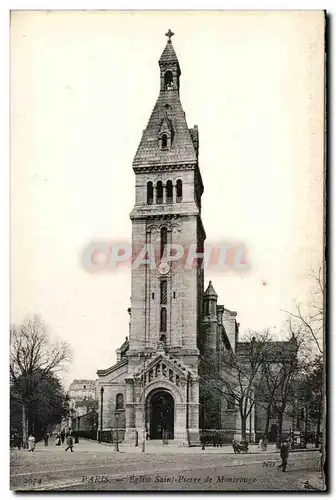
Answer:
[295, 355, 323, 445]
[201, 330, 271, 441]
[260, 324, 303, 446]
[285, 264, 324, 356]
[10, 315, 71, 446]
[10, 370, 70, 441]
[285, 263, 325, 452]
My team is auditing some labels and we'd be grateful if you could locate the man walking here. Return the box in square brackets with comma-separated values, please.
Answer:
[65, 433, 74, 452]
[279, 440, 289, 472]
[60, 428, 65, 444]
[44, 431, 49, 447]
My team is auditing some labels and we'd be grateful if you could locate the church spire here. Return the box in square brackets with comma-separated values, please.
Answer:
[132, 30, 198, 168]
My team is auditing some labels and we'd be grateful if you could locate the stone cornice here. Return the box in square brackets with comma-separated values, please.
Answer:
[132, 163, 197, 173]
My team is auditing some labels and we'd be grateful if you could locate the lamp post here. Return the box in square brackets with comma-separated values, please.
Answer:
[142, 353, 146, 453]
[115, 411, 120, 452]
[99, 386, 104, 443]
[140, 351, 151, 453]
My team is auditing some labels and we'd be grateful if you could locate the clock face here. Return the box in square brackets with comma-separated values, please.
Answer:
[158, 262, 170, 275]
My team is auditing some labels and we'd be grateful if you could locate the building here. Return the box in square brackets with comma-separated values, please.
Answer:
[67, 379, 98, 433]
[69, 379, 97, 400]
[97, 31, 294, 445]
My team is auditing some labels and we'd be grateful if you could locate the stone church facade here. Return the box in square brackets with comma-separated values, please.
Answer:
[97, 32, 292, 445]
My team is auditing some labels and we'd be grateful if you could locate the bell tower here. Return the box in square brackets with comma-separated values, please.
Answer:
[128, 31, 206, 375]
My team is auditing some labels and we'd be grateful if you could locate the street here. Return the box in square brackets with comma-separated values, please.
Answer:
[10, 438, 325, 491]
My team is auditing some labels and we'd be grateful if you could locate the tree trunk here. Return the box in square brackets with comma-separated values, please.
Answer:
[276, 413, 283, 449]
[264, 404, 271, 438]
[315, 405, 322, 447]
[22, 404, 28, 449]
[304, 405, 308, 441]
[241, 415, 247, 441]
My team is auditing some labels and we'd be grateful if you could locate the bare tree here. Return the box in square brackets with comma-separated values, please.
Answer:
[201, 330, 271, 441]
[10, 315, 71, 447]
[285, 264, 324, 355]
[260, 322, 304, 446]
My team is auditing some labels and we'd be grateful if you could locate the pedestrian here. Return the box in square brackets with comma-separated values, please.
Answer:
[28, 434, 35, 452]
[44, 431, 49, 446]
[65, 434, 74, 452]
[261, 435, 267, 451]
[15, 433, 22, 450]
[55, 433, 61, 446]
[60, 429, 65, 444]
[258, 437, 263, 450]
[279, 440, 289, 472]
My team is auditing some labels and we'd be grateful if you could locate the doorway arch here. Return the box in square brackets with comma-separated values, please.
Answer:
[146, 389, 174, 440]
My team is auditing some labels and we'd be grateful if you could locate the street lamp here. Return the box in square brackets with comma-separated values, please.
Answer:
[140, 351, 152, 453]
[115, 411, 120, 452]
[99, 386, 104, 443]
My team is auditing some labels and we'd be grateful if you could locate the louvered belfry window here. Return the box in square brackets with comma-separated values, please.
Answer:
[166, 180, 173, 203]
[156, 181, 163, 204]
[176, 179, 183, 202]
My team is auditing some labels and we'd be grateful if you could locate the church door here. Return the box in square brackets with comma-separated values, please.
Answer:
[148, 390, 174, 440]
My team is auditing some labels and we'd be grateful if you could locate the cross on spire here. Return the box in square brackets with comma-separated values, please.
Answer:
[165, 29, 174, 42]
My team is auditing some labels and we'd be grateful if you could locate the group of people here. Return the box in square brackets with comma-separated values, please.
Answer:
[55, 429, 75, 452]
[10, 428, 77, 453]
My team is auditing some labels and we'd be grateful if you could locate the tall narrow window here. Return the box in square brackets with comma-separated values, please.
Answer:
[176, 179, 183, 202]
[160, 307, 167, 332]
[156, 181, 163, 204]
[162, 134, 168, 148]
[160, 227, 167, 259]
[160, 280, 167, 304]
[116, 393, 124, 410]
[166, 180, 173, 203]
[147, 181, 153, 205]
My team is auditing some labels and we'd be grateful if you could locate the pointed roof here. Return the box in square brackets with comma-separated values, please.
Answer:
[159, 40, 180, 66]
[133, 93, 197, 167]
[204, 280, 218, 298]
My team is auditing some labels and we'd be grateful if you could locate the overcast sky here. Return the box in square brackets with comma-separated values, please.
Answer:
[11, 11, 324, 387]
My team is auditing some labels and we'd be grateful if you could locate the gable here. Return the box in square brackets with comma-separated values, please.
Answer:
[132, 353, 196, 387]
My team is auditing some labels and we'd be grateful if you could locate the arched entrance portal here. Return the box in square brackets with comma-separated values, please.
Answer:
[147, 390, 174, 440]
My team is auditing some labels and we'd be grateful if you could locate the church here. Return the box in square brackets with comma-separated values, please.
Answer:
[96, 31, 289, 446]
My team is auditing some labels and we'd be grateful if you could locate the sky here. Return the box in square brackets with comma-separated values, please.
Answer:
[10, 10, 324, 388]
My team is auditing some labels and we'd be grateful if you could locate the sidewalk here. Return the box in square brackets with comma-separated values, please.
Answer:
[29, 438, 320, 455]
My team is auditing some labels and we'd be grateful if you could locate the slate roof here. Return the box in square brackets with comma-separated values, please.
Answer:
[159, 40, 180, 67]
[204, 281, 218, 298]
[96, 358, 128, 377]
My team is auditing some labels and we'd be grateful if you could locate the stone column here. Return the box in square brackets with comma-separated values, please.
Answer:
[188, 378, 200, 445]
[124, 379, 137, 445]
